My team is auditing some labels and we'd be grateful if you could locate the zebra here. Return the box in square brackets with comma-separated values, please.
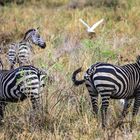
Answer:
[0, 65, 47, 123]
[7, 28, 46, 69]
[72, 56, 140, 128]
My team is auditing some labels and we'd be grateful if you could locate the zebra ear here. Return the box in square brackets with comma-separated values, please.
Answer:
[37, 27, 40, 31]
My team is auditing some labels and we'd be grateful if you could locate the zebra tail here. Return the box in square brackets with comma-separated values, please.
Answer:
[72, 67, 85, 86]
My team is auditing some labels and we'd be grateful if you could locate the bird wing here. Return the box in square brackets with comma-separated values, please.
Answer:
[79, 18, 90, 29]
[89, 19, 104, 32]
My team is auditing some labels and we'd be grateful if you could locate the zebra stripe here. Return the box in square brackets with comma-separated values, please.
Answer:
[7, 28, 46, 69]
[0, 65, 47, 122]
[72, 57, 140, 128]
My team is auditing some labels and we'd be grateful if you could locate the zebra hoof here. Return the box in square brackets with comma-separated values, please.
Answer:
[102, 124, 106, 130]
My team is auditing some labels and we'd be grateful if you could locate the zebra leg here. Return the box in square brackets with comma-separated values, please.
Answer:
[85, 82, 98, 116]
[8, 44, 16, 69]
[30, 96, 43, 122]
[116, 99, 133, 130]
[18, 57, 24, 67]
[100, 94, 110, 128]
[30, 96, 43, 112]
[132, 96, 140, 116]
[131, 96, 140, 130]
[10, 59, 16, 69]
[0, 102, 6, 124]
[122, 99, 133, 117]
[10, 64, 15, 69]
[19, 62, 23, 67]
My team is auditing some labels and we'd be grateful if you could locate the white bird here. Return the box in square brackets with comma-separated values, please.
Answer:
[79, 18, 104, 33]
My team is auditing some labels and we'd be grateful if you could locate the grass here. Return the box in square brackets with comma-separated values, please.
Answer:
[0, 0, 140, 139]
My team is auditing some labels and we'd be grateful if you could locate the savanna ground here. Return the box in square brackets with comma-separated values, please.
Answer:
[0, 0, 140, 139]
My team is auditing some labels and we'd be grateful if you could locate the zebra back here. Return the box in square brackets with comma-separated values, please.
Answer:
[0, 65, 47, 102]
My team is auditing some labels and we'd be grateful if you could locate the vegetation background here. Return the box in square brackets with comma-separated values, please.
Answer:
[0, 0, 140, 139]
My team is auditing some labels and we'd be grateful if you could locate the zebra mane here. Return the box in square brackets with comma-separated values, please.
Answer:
[23, 29, 36, 40]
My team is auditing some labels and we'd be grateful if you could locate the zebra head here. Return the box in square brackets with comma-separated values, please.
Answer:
[23, 28, 46, 49]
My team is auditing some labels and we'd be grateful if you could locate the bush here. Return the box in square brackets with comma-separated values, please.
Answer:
[0, 0, 25, 6]
[68, 0, 123, 10]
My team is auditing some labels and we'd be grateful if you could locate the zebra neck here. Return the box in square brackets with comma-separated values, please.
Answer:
[20, 37, 32, 45]
[19, 39, 33, 49]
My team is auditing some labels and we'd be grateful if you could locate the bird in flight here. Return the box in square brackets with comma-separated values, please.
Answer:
[79, 18, 104, 33]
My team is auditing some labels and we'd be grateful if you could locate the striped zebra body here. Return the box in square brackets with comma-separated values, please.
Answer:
[72, 58, 140, 128]
[7, 28, 46, 69]
[8, 43, 17, 67]
[8, 42, 32, 67]
[0, 65, 47, 122]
